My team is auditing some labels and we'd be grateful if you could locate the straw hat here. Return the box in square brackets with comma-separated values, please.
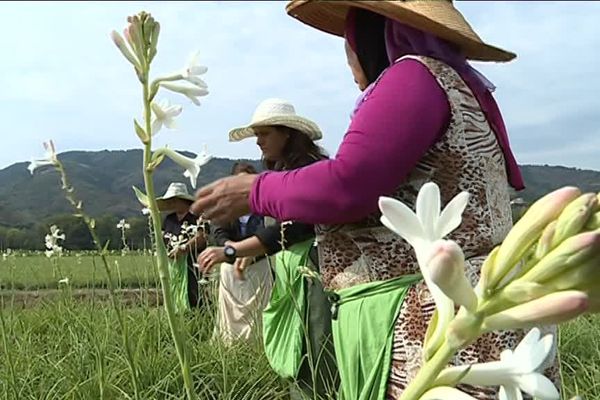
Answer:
[285, 0, 516, 62]
[156, 182, 194, 211]
[229, 98, 322, 142]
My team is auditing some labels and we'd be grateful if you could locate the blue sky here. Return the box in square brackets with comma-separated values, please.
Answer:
[1, 1, 599, 171]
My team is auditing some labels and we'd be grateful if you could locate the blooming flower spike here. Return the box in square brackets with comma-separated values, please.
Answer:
[438, 328, 560, 400]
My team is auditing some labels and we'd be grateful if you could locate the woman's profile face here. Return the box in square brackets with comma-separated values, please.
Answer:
[255, 126, 288, 161]
[345, 39, 369, 91]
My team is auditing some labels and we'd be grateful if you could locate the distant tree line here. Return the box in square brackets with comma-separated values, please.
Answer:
[0, 214, 152, 251]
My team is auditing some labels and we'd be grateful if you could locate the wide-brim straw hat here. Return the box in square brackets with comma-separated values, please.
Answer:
[285, 0, 516, 62]
[229, 98, 323, 142]
[156, 182, 194, 211]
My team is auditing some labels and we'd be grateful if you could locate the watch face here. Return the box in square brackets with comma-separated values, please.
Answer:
[224, 246, 235, 257]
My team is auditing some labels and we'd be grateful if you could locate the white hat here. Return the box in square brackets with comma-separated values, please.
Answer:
[156, 182, 194, 211]
[229, 98, 323, 142]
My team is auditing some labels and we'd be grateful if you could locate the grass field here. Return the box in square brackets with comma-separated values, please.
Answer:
[0, 252, 158, 291]
[0, 253, 598, 399]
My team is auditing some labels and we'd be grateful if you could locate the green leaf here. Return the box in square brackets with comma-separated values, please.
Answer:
[134, 119, 149, 143]
[133, 185, 149, 207]
[147, 151, 166, 171]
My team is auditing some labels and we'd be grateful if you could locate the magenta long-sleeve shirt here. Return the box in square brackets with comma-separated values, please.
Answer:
[250, 59, 451, 224]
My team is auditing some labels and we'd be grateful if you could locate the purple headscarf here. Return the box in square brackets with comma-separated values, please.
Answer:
[346, 9, 524, 190]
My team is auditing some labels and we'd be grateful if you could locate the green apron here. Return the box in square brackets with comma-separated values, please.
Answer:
[262, 239, 312, 378]
[331, 274, 422, 400]
[168, 255, 190, 313]
[262, 239, 338, 397]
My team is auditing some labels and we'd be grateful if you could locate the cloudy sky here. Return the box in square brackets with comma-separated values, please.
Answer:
[1, 1, 599, 171]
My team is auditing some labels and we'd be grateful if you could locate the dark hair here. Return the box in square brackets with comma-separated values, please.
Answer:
[231, 162, 257, 176]
[354, 8, 389, 84]
[262, 126, 328, 171]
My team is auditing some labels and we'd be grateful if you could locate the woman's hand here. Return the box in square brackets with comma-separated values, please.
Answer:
[191, 174, 257, 225]
[197, 246, 227, 273]
[233, 256, 253, 281]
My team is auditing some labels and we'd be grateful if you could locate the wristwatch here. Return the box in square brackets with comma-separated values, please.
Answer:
[223, 245, 237, 263]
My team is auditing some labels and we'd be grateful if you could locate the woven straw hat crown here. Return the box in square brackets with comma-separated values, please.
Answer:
[229, 98, 322, 142]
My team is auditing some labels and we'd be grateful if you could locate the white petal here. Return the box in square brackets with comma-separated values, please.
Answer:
[378, 196, 425, 248]
[165, 104, 183, 117]
[499, 385, 522, 400]
[516, 373, 560, 400]
[437, 191, 470, 238]
[451, 360, 512, 386]
[416, 182, 441, 240]
[151, 119, 162, 136]
[164, 118, 177, 130]
[183, 168, 198, 188]
[188, 95, 201, 106]
[186, 75, 208, 88]
[513, 328, 541, 361]
[515, 330, 554, 373]
[151, 102, 166, 119]
[188, 65, 207, 76]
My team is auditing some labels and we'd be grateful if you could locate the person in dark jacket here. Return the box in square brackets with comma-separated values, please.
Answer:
[198, 99, 338, 398]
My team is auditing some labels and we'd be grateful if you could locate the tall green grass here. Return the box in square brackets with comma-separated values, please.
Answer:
[0, 254, 597, 399]
[0, 293, 288, 399]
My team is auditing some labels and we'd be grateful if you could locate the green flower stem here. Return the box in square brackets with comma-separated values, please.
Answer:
[142, 72, 194, 400]
[54, 160, 141, 400]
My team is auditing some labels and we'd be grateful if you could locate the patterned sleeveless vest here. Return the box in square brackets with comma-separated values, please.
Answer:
[315, 55, 513, 291]
[315, 56, 559, 399]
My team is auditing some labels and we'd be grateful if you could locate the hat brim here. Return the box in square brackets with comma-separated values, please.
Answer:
[229, 115, 323, 142]
[286, 0, 516, 63]
[156, 194, 195, 211]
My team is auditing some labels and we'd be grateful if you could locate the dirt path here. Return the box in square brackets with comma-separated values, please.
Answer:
[1, 288, 163, 308]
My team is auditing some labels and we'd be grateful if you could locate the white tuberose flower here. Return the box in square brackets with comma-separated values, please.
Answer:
[151, 99, 183, 135]
[154, 145, 211, 188]
[28, 140, 58, 174]
[45, 225, 65, 257]
[378, 182, 470, 358]
[379, 183, 470, 253]
[182, 51, 208, 89]
[160, 82, 208, 106]
[117, 219, 131, 230]
[438, 328, 559, 400]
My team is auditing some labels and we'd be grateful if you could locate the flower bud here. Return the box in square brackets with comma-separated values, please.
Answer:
[483, 291, 588, 331]
[586, 211, 600, 231]
[490, 187, 581, 290]
[552, 193, 598, 247]
[535, 220, 557, 260]
[520, 230, 600, 284]
[427, 240, 477, 312]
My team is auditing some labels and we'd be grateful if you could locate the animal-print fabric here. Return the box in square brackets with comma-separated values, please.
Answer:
[315, 56, 559, 399]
